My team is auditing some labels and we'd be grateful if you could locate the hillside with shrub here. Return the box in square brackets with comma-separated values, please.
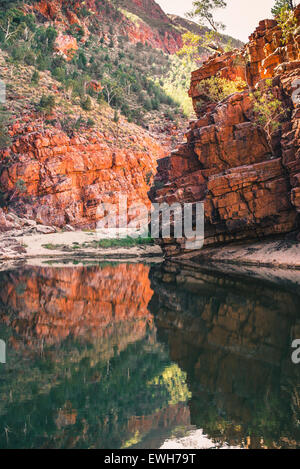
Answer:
[0, 0, 243, 233]
[0, 0, 242, 128]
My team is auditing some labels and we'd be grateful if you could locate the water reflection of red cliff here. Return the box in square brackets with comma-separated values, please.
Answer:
[0, 263, 154, 348]
[128, 402, 191, 440]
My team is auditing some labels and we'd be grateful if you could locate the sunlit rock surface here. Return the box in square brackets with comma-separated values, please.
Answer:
[151, 5, 300, 255]
[0, 123, 163, 228]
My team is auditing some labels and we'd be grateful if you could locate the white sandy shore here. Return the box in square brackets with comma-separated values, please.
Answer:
[0, 230, 163, 264]
[1, 230, 300, 275]
[22, 231, 163, 259]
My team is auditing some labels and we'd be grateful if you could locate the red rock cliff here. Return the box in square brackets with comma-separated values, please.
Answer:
[29, 0, 183, 54]
[151, 6, 300, 256]
[0, 119, 164, 228]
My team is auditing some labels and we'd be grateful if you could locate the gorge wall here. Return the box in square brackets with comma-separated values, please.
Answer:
[0, 119, 163, 229]
[0, 0, 183, 232]
[151, 6, 300, 256]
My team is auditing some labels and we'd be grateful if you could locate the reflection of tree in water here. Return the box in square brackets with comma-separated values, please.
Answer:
[150, 262, 300, 449]
[0, 335, 190, 449]
[0, 264, 191, 449]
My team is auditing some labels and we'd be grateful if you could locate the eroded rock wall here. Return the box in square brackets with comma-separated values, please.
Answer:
[151, 6, 300, 256]
[0, 122, 164, 228]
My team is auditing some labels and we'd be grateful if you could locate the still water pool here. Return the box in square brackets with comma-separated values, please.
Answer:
[0, 260, 299, 449]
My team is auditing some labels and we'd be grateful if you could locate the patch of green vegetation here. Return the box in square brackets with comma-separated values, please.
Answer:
[0, 2, 189, 126]
[196, 76, 247, 108]
[91, 236, 154, 249]
[276, 3, 298, 45]
[251, 79, 286, 152]
[156, 55, 196, 117]
[42, 243, 61, 251]
[0, 105, 12, 149]
[42, 237, 154, 252]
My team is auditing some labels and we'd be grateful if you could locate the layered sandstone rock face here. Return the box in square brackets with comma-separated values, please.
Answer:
[151, 6, 300, 256]
[0, 121, 163, 228]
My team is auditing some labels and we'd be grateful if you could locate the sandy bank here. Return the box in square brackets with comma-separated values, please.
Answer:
[178, 238, 300, 270]
[0, 230, 163, 267]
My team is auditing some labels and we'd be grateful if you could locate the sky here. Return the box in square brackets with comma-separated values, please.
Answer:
[156, 0, 280, 42]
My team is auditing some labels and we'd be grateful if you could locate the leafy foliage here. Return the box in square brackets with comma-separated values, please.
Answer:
[0, 7, 35, 43]
[80, 95, 92, 111]
[186, 0, 227, 32]
[157, 55, 196, 116]
[251, 79, 285, 149]
[0, 105, 11, 149]
[196, 76, 247, 107]
[38, 94, 56, 114]
[271, 0, 296, 16]
[277, 4, 298, 44]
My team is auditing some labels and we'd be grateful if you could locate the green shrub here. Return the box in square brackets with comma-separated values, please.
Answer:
[196, 76, 247, 105]
[50, 55, 66, 71]
[251, 80, 285, 149]
[86, 118, 95, 128]
[71, 79, 85, 98]
[34, 26, 58, 52]
[31, 70, 40, 84]
[36, 53, 51, 71]
[52, 66, 66, 82]
[24, 50, 36, 66]
[0, 106, 11, 149]
[38, 94, 56, 113]
[60, 115, 85, 137]
[77, 51, 88, 70]
[66, 24, 84, 41]
[277, 5, 297, 44]
[144, 98, 152, 111]
[113, 109, 120, 123]
[10, 45, 26, 62]
[80, 95, 92, 111]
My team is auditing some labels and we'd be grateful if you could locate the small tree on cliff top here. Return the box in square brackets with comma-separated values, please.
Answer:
[277, 4, 298, 44]
[272, 0, 296, 16]
[179, 1, 227, 63]
[186, 0, 227, 32]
